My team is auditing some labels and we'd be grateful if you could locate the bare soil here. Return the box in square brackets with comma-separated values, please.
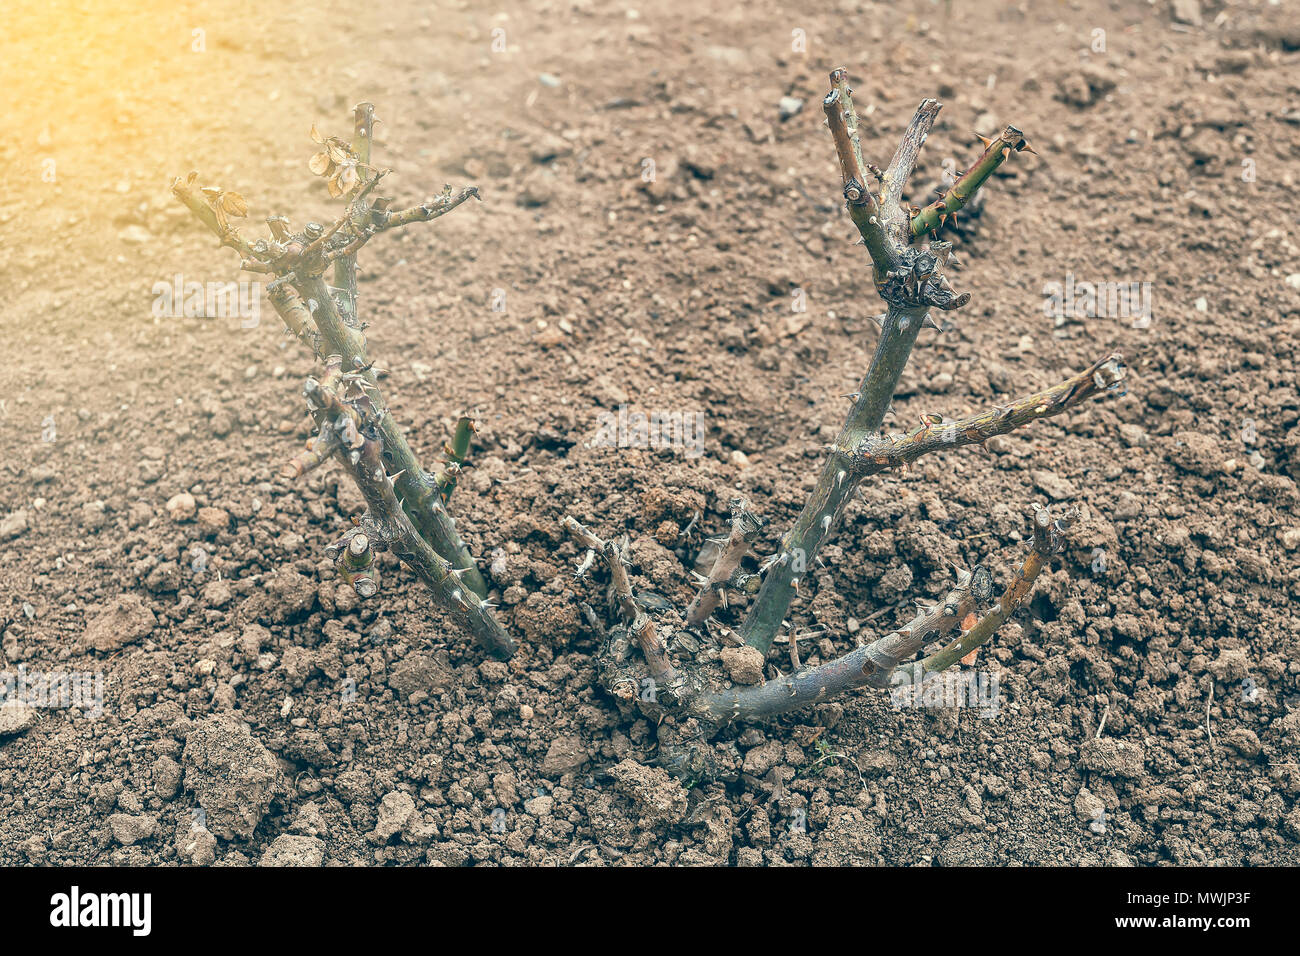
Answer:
[1, 0, 1298, 866]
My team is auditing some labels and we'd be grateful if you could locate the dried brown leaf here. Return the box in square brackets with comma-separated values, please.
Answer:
[309, 151, 333, 177]
[336, 163, 358, 193]
[220, 191, 248, 217]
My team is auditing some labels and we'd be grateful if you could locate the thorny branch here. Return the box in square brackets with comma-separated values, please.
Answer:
[305, 359, 513, 659]
[911, 125, 1036, 239]
[171, 101, 505, 653]
[739, 68, 1055, 657]
[329, 100, 376, 325]
[562, 66, 1126, 780]
[840, 353, 1127, 478]
[562, 517, 680, 690]
[696, 564, 986, 723]
[823, 69, 894, 278]
[701, 506, 1075, 725]
[684, 498, 765, 626]
[901, 505, 1076, 680]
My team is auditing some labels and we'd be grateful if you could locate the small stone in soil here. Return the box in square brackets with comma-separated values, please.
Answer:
[165, 492, 197, 522]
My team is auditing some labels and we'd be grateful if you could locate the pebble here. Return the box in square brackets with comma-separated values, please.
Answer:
[175, 823, 217, 866]
[196, 506, 230, 535]
[778, 96, 804, 120]
[525, 795, 554, 817]
[541, 734, 589, 776]
[1078, 738, 1146, 779]
[0, 704, 37, 738]
[373, 791, 416, 840]
[1118, 423, 1149, 447]
[166, 492, 197, 522]
[1031, 469, 1078, 501]
[182, 714, 282, 840]
[1073, 787, 1106, 822]
[0, 509, 29, 541]
[83, 593, 157, 652]
[518, 178, 555, 207]
[107, 813, 157, 846]
[1171, 0, 1202, 27]
[259, 834, 325, 866]
[1220, 727, 1261, 758]
[1169, 430, 1224, 477]
[533, 325, 565, 348]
